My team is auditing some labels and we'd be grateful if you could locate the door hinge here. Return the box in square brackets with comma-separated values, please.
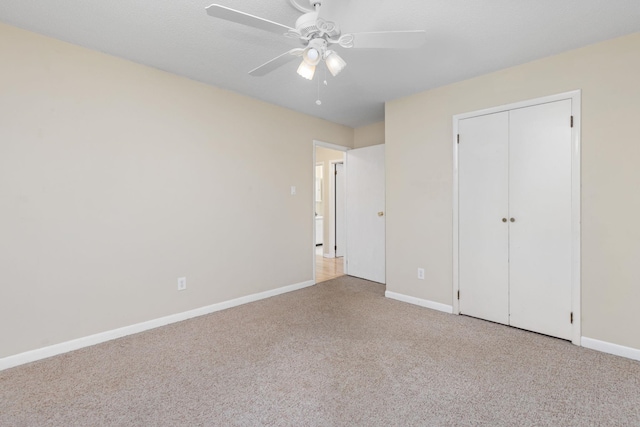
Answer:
[457, 134, 460, 144]
[570, 116, 574, 128]
[570, 312, 574, 324]
[335, 245, 337, 251]
[457, 290, 460, 300]
[335, 170, 337, 176]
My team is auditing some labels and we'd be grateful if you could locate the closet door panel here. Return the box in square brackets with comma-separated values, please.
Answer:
[508, 100, 573, 340]
[458, 112, 510, 324]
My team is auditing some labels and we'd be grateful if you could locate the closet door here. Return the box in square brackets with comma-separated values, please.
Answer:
[508, 100, 573, 340]
[458, 112, 510, 324]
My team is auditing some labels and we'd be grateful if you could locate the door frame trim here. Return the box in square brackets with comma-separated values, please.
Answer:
[330, 160, 345, 259]
[313, 140, 349, 284]
[452, 90, 582, 345]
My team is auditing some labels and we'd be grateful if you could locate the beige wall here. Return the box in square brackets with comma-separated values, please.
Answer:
[354, 121, 385, 148]
[386, 32, 640, 350]
[315, 147, 345, 253]
[0, 23, 353, 358]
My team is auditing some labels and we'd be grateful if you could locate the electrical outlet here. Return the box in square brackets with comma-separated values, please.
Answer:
[417, 268, 425, 280]
[177, 277, 187, 291]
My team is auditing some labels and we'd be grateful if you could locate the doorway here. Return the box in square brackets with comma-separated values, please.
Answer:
[314, 142, 347, 283]
[313, 141, 387, 285]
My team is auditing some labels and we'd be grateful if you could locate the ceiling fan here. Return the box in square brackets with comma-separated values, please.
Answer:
[205, 0, 427, 80]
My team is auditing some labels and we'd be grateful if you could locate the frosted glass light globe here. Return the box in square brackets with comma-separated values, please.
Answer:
[307, 48, 319, 62]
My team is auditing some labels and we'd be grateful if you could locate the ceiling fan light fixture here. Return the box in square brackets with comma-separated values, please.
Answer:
[297, 60, 316, 80]
[325, 51, 346, 77]
[302, 47, 321, 66]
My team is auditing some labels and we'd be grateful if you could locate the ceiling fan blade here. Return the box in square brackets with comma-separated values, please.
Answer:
[206, 4, 294, 35]
[248, 49, 304, 76]
[344, 30, 427, 49]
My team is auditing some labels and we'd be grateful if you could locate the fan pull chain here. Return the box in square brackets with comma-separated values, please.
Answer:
[316, 67, 328, 106]
[316, 72, 322, 105]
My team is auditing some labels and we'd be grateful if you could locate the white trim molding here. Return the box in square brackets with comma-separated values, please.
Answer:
[452, 90, 582, 345]
[313, 140, 351, 152]
[385, 291, 454, 314]
[328, 159, 345, 260]
[582, 337, 640, 362]
[0, 280, 315, 372]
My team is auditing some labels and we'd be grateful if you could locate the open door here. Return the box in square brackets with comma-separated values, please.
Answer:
[346, 145, 385, 284]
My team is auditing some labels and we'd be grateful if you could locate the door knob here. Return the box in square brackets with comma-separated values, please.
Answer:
[502, 218, 507, 223]
[378, 212, 384, 217]
[510, 218, 515, 222]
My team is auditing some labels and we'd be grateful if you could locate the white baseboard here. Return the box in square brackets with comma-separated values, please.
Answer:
[384, 294, 640, 362]
[582, 337, 640, 362]
[0, 280, 315, 371]
[6, 284, 637, 371]
[323, 253, 335, 259]
[385, 291, 453, 314]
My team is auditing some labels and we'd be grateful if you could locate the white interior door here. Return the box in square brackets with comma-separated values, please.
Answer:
[346, 145, 385, 284]
[458, 112, 510, 324]
[508, 100, 573, 340]
[335, 162, 346, 257]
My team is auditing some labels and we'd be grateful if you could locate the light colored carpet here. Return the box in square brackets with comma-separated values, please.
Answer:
[1, 276, 639, 426]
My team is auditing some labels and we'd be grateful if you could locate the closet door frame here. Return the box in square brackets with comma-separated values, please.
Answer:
[452, 90, 582, 346]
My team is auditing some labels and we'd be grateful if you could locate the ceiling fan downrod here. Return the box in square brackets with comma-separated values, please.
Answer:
[288, 0, 317, 13]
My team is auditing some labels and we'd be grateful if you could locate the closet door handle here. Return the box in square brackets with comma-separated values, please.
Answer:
[510, 218, 515, 223]
[502, 218, 507, 223]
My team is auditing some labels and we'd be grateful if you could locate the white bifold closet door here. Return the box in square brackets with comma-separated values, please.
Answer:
[508, 100, 573, 340]
[458, 99, 573, 340]
[459, 112, 510, 325]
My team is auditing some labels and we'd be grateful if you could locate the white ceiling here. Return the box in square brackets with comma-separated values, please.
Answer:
[2, 0, 640, 128]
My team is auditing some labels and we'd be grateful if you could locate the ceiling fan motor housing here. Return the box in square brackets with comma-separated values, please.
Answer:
[295, 11, 340, 40]
[296, 12, 320, 38]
